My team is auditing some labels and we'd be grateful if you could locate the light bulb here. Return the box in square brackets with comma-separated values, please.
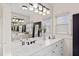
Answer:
[39, 5, 42, 10]
[33, 3, 38, 8]
[43, 8, 47, 12]
[47, 10, 50, 14]
[19, 20, 22, 22]
[13, 19, 15, 22]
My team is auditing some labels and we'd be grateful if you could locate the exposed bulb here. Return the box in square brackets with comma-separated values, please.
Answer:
[33, 3, 38, 8]
[47, 10, 50, 14]
[13, 19, 15, 22]
[43, 8, 47, 12]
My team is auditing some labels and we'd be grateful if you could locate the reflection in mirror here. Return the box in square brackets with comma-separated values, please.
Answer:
[11, 13, 51, 42]
[11, 12, 32, 41]
[32, 22, 42, 37]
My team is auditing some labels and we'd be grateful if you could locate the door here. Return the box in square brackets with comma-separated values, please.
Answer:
[73, 13, 79, 56]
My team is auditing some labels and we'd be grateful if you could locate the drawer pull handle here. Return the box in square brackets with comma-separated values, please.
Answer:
[56, 45, 57, 47]
[52, 51, 55, 53]
[61, 42, 63, 43]
[61, 47, 63, 48]
[61, 53, 63, 55]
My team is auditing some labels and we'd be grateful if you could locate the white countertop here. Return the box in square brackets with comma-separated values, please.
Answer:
[11, 38, 63, 56]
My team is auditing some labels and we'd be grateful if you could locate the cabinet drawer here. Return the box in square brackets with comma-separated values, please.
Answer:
[32, 39, 64, 56]
[51, 49, 58, 56]
[51, 48, 63, 56]
[44, 51, 53, 56]
[58, 39, 64, 46]
[32, 45, 53, 56]
[56, 39, 64, 48]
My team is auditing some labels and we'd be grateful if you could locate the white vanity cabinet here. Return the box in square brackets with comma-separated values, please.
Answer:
[31, 39, 64, 56]
[51, 39, 64, 56]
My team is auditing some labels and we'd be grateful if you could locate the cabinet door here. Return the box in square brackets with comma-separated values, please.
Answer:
[55, 47, 64, 56]
[64, 38, 72, 56]
[57, 40, 64, 56]
[51, 48, 59, 56]
[51, 39, 64, 56]
[32, 45, 53, 56]
[44, 51, 53, 56]
[32, 39, 64, 56]
[58, 39, 64, 47]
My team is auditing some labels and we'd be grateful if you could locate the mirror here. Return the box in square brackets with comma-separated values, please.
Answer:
[11, 3, 52, 42]
[32, 22, 42, 37]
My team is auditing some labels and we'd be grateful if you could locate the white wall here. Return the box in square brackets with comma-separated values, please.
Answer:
[52, 3, 79, 56]
[0, 4, 3, 56]
[1, 4, 11, 56]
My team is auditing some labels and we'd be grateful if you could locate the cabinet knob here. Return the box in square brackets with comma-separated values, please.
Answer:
[56, 45, 58, 47]
[61, 42, 63, 44]
[52, 51, 55, 53]
[61, 53, 63, 55]
[61, 47, 63, 48]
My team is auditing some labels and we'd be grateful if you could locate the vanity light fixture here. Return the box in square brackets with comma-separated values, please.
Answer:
[22, 3, 50, 16]
[12, 17, 24, 23]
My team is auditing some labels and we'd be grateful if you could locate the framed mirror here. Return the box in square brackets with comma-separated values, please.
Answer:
[32, 22, 42, 37]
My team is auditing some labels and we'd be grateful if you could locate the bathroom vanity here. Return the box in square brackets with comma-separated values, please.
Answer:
[11, 12, 64, 56]
[11, 38, 64, 56]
